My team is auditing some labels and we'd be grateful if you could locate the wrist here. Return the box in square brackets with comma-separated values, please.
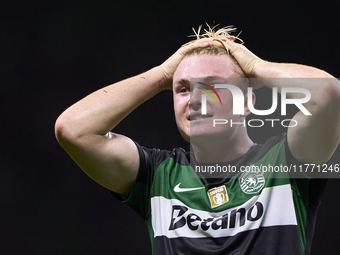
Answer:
[250, 59, 269, 78]
[157, 65, 173, 90]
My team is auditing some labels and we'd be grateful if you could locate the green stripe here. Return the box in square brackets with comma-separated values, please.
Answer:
[290, 178, 310, 254]
[150, 139, 291, 211]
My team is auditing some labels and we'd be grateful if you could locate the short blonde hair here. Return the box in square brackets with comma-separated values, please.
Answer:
[184, 24, 248, 89]
[184, 24, 243, 51]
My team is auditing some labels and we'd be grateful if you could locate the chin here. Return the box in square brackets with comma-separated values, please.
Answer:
[190, 132, 214, 143]
[177, 127, 190, 143]
[191, 126, 235, 145]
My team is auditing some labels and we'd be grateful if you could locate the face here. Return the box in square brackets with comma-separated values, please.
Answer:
[172, 54, 251, 143]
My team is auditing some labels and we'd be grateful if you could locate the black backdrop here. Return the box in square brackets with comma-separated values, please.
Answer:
[2, 0, 340, 254]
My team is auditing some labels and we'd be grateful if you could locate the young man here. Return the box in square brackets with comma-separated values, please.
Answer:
[55, 26, 340, 254]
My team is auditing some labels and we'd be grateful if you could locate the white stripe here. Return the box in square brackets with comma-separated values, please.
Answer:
[151, 184, 297, 238]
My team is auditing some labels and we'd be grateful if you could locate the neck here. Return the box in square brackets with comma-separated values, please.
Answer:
[191, 130, 254, 163]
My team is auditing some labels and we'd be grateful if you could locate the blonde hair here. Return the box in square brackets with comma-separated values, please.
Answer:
[184, 24, 248, 88]
[184, 23, 243, 53]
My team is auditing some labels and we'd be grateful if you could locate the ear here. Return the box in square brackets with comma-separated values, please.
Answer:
[241, 92, 255, 117]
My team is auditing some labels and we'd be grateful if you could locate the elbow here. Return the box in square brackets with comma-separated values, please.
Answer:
[330, 78, 340, 96]
[325, 78, 340, 106]
[314, 78, 340, 109]
[55, 114, 70, 145]
[54, 113, 81, 146]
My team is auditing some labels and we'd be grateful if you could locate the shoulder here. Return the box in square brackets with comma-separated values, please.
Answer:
[137, 142, 189, 161]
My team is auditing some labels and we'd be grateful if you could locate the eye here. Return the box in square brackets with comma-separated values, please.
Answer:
[179, 87, 189, 93]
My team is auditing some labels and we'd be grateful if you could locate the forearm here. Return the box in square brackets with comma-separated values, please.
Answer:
[56, 66, 165, 139]
[250, 58, 340, 164]
[224, 39, 338, 102]
[55, 38, 221, 141]
[253, 61, 334, 79]
[252, 60, 340, 113]
[54, 38, 219, 194]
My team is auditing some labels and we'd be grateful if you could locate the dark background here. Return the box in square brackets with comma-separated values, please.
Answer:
[2, 0, 340, 254]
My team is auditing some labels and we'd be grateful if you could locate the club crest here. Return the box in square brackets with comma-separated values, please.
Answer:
[239, 166, 265, 194]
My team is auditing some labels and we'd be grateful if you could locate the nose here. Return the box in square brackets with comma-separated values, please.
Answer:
[190, 87, 203, 111]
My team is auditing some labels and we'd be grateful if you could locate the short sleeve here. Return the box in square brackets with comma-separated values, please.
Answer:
[111, 141, 173, 220]
[284, 134, 328, 206]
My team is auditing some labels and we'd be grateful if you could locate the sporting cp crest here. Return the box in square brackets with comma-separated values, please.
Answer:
[239, 166, 265, 194]
[207, 185, 229, 208]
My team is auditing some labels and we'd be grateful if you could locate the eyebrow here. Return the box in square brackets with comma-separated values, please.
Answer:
[173, 79, 190, 90]
[201, 76, 228, 79]
[200, 76, 230, 83]
[174, 78, 190, 85]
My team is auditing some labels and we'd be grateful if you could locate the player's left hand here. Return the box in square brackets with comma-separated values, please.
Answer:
[223, 39, 264, 89]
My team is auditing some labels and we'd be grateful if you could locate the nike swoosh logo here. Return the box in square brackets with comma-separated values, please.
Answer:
[174, 182, 205, 193]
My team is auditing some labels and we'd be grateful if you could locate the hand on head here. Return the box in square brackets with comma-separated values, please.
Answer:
[160, 25, 263, 90]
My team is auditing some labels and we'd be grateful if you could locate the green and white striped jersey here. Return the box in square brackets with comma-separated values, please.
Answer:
[115, 134, 327, 255]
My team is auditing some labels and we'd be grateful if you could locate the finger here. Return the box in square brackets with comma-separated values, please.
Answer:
[179, 38, 214, 54]
[212, 38, 230, 51]
[214, 36, 236, 42]
[223, 39, 238, 51]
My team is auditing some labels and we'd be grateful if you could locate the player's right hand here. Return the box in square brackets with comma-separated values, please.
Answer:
[159, 38, 220, 90]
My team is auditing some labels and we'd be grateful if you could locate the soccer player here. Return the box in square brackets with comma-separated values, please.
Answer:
[55, 25, 340, 254]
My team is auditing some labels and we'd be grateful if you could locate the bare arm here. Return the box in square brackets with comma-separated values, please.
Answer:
[55, 67, 165, 195]
[55, 38, 218, 195]
[225, 40, 340, 164]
